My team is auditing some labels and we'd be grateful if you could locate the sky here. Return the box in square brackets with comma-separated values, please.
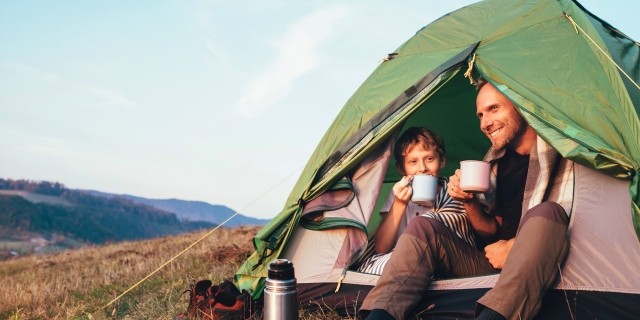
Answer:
[1, 1, 638, 220]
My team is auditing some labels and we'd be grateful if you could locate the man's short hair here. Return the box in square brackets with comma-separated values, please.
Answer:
[475, 76, 489, 91]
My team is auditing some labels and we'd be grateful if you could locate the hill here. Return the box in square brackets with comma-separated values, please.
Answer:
[0, 226, 342, 319]
[85, 191, 270, 227]
[0, 179, 217, 256]
[0, 226, 260, 319]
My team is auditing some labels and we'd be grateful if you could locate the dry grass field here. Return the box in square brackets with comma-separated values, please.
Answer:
[0, 226, 346, 320]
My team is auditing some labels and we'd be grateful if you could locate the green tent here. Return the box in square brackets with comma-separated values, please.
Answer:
[236, 0, 640, 318]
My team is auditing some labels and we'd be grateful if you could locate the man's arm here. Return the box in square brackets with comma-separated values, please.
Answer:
[448, 169, 498, 236]
[449, 170, 516, 269]
[484, 238, 514, 269]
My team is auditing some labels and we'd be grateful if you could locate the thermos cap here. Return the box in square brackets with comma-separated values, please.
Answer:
[268, 259, 295, 280]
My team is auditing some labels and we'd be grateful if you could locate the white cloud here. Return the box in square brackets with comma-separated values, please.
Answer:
[0, 61, 61, 83]
[0, 60, 137, 108]
[236, 4, 350, 116]
[192, 1, 239, 76]
[205, 38, 237, 75]
[84, 85, 136, 108]
[1, 126, 178, 194]
[2, 127, 104, 164]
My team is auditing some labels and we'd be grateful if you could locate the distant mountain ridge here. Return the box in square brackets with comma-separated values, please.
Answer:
[0, 185, 216, 249]
[85, 190, 269, 227]
[0, 178, 268, 257]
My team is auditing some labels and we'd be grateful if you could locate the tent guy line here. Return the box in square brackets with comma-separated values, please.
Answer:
[564, 12, 640, 90]
[101, 164, 303, 311]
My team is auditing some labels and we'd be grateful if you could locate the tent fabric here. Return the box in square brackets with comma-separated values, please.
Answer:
[235, 0, 640, 317]
[284, 162, 640, 317]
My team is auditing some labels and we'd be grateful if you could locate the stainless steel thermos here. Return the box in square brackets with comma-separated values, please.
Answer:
[264, 259, 298, 320]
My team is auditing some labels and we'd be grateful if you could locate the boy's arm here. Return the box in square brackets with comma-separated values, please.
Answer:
[375, 177, 412, 254]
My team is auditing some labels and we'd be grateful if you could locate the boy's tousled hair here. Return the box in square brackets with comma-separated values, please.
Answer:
[394, 127, 445, 174]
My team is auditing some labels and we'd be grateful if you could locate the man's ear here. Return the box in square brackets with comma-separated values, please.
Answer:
[440, 156, 446, 169]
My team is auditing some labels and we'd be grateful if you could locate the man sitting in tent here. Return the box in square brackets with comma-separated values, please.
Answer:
[360, 77, 574, 320]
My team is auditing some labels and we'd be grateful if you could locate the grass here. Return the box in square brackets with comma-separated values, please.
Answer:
[0, 226, 347, 320]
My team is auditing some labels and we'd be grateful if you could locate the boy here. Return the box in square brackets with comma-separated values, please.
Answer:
[358, 127, 474, 275]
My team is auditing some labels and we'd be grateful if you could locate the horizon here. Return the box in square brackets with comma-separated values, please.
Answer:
[1, 0, 638, 220]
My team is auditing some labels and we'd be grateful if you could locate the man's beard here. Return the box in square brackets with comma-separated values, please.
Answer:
[490, 113, 528, 151]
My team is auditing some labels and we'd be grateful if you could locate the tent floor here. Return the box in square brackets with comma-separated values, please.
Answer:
[299, 283, 640, 319]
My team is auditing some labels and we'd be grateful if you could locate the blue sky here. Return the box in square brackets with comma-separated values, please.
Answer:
[1, 1, 638, 219]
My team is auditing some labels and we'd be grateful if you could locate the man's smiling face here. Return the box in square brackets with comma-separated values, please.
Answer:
[475, 83, 529, 152]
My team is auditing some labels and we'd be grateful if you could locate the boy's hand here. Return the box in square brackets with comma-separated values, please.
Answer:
[448, 169, 475, 202]
[392, 176, 413, 204]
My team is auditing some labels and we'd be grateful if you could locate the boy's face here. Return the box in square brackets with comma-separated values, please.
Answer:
[401, 144, 445, 177]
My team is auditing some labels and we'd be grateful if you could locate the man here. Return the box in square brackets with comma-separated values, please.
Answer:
[360, 78, 573, 320]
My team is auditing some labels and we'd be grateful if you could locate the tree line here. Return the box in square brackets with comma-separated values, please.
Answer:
[0, 178, 215, 244]
[0, 178, 66, 196]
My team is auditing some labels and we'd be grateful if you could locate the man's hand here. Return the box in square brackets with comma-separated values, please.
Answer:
[484, 239, 515, 270]
[448, 169, 475, 202]
[392, 176, 413, 204]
